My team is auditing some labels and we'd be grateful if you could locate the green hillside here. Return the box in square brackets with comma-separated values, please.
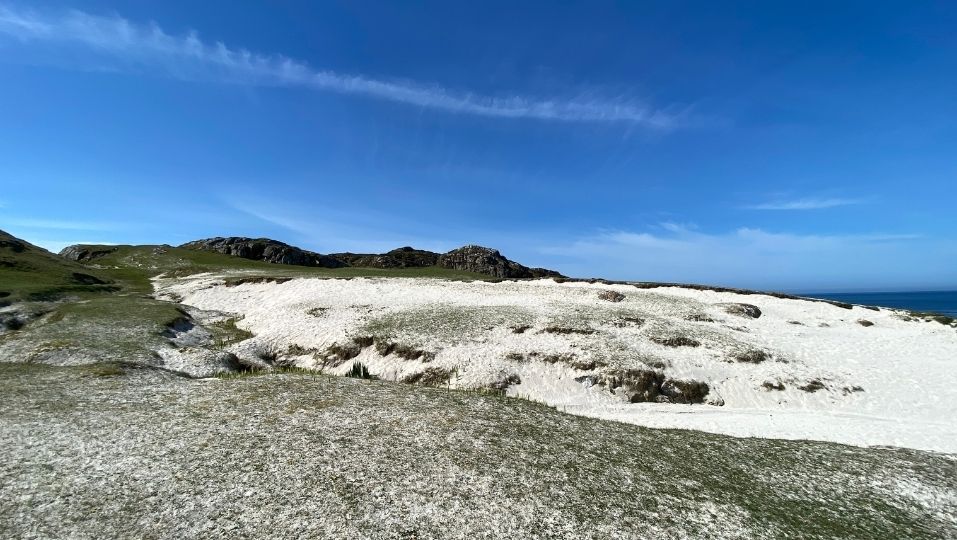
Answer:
[66, 243, 493, 295]
[0, 231, 115, 302]
[0, 233, 491, 364]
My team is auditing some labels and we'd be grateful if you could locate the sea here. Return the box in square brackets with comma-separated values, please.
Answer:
[801, 290, 957, 316]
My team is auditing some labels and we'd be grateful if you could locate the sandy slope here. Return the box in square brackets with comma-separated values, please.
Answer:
[156, 275, 957, 453]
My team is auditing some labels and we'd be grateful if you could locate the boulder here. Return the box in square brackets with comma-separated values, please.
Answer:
[717, 303, 762, 319]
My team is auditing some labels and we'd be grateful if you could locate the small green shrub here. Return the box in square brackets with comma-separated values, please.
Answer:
[345, 362, 372, 379]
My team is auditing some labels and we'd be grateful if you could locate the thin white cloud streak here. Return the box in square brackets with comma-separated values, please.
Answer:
[0, 5, 675, 126]
[746, 197, 863, 210]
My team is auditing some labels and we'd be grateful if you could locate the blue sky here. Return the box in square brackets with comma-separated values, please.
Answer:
[1, 1, 955, 291]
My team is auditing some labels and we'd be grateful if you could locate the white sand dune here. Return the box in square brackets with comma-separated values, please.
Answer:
[156, 275, 957, 453]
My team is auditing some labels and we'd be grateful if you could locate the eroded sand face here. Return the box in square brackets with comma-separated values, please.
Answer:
[156, 275, 957, 453]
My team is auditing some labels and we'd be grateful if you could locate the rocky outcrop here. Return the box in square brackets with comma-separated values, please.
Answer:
[179, 237, 345, 268]
[437, 245, 562, 279]
[331, 247, 440, 269]
[178, 237, 563, 278]
[59, 245, 118, 262]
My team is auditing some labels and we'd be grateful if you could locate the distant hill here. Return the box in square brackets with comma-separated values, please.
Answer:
[0, 229, 113, 302]
[330, 246, 440, 269]
[171, 236, 564, 279]
[435, 245, 562, 279]
[177, 237, 345, 268]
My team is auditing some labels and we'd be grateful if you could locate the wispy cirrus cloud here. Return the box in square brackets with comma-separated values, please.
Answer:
[746, 197, 864, 210]
[0, 4, 676, 127]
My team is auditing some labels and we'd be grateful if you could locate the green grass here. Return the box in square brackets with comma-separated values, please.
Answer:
[206, 317, 255, 349]
[0, 231, 116, 302]
[910, 311, 957, 327]
[0, 294, 185, 363]
[80, 244, 493, 294]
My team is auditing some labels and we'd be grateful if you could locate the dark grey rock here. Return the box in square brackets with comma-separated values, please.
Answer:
[717, 303, 763, 319]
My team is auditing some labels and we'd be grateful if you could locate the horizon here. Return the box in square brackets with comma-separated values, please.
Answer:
[2, 2, 956, 291]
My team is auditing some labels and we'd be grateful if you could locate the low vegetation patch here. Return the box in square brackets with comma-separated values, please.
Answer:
[505, 351, 605, 371]
[207, 317, 254, 349]
[79, 362, 127, 378]
[485, 372, 521, 393]
[591, 369, 711, 404]
[223, 276, 294, 287]
[374, 340, 435, 362]
[732, 349, 771, 364]
[651, 335, 701, 348]
[402, 367, 454, 386]
[611, 316, 645, 328]
[324, 341, 366, 366]
[597, 290, 625, 302]
[542, 326, 596, 335]
[799, 379, 827, 393]
[345, 361, 373, 379]
[660, 379, 711, 404]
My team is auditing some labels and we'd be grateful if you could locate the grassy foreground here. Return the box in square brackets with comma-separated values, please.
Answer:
[1, 363, 954, 539]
